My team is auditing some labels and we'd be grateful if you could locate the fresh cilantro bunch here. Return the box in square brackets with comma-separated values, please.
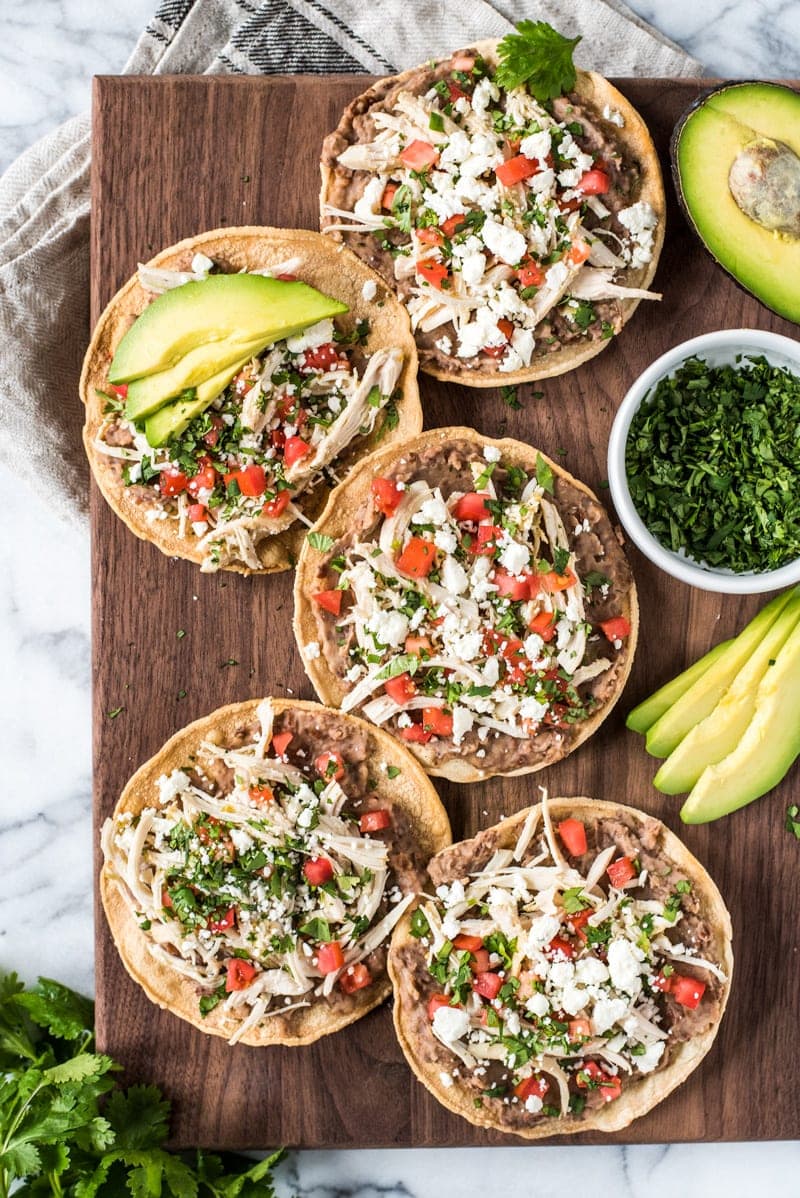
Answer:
[0, 972, 282, 1198]
[495, 21, 581, 102]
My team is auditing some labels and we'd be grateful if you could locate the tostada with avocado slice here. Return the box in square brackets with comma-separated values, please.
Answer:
[100, 696, 450, 1046]
[320, 23, 665, 386]
[81, 227, 420, 574]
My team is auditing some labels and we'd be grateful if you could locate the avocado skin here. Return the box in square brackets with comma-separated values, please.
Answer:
[626, 639, 732, 735]
[109, 273, 348, 384]
[681, 615, 800, 823]
[670, 80, 800, 324]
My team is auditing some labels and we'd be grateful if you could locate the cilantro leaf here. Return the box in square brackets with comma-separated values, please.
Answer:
[307, 531, 335, 552]
[535, 453, 554, 494]
[106, 1084, 171, 1150]
[376, 653, 419, 681]
[786, 803, 800, 839]
[495, 21, 581, 102]
[13, 976, 93, 1041]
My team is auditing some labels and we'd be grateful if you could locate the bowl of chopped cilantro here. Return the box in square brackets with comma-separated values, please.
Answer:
[608, 329, 800, 593]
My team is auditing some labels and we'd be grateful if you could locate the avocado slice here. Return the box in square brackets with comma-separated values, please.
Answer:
[681, 616, 800, 823]
[109, 274, 348, 384]
[654, 592, 800, 793]
[144, 352, 255, 447]
[671, 81, 800, 323]
[125, 332, 271, 422]
[626, 639, 733, 734]
[645, 588, 796, 758]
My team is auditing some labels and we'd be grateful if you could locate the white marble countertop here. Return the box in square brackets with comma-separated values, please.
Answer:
[1, 2, 798, 1193]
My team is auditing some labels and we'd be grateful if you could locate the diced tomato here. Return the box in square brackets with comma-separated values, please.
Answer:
[271, 427, 286, 449]
[397, 536, 437, 578]
[469, 948, 491, 974]
[317, 941, 345, 974]
[188, 461, 218, 498]
[360, 809, 392, 833]
[599, 1076, 622, 1102]
[339, 962, 372, 994]
[385, 672, 417, 704]
[400, 139, 440, 169]
[496, 154, 539, 187]
[441, 213, 466, 237]
[315, 750, 345, 781]
[313, 589, 343, 616]
[271, 730, 293, 757]
[416, 260, 449, 290]
[233, 369, 256, 396]
[607, 856, 636, 888]
[651, 971, 673, 994]
[427, 993, 457, 1020]
[600, 616, 631, 643]
[568, 239, 591, 265]
[453, 492, 491, 522]
[671, 975, 706, 1009]
[207, 906, 236, 933]
[161, 888, 173, 910]
[187, 503, 207, 523]
[547, 937, 575, 960]
[110, 383, 128, 398]
[537, 568, 577, 593]
[558, 818, 588, 857]
[451, 55, 475, 71]
[370, 476, 404, 516]
[400, 721, 433, 744]
[417, 226, 444, 247]
[159, 468, 187, 497]
[483, 318, 514, 357]
[516, 256, 545, 288]
[223, 463, 265, 497]
[262, 489, 291, 518]
[453, 934, 484, 953]
[203, 413, 224, 447]
[225, 958, 257, 991]
[446, 79, 467, 103]
[577, 169, 610, 195]
[514, 1075, 549, 1103]
[381, 182, 398, 210]
[469, 524, 502, 556]
[284, 435, 311, 468]
[493, 568, 530, 600]
[302, 342, 346, 372]
[569, 908, 593, 943]
[277, 272, 298, 281]
[303, 856, 334, 886]
[405, 634, 433, 656]
[528, 609, 556, 641]
[569, 1018, 592, 1040]
[473, 971, 503, 1000]
[249, 784, 274, 804]
[577, 1062, 622, 1101]
[422, 707, 453, 737]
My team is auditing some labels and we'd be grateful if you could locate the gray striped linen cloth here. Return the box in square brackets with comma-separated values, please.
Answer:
[0, 0, 700, 528]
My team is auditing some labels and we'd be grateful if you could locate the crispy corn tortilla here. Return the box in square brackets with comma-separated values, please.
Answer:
[294, 426, 638, 782]
[100, 697, 450, 1046]
[388, 797, 733, 1139]
[320, 44, 665, 387]
[81, 227, 421, 574]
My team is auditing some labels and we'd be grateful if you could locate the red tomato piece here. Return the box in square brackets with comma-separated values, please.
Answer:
[417, 226, 444, 247]
[607, 856, 636, 888]
[671, 975, 706, 1009]
[271, 730, 293, 757]
[381, 182, 398, 210]
[313, 589, 343, 616]
[262, 489, 291, 518]
[514, 1075, 549, 1103]
[600, 616, 631, 643]
[187, 503, 207, 523]
[441, 213, 466, 237]
[159, 468, 187, 497]
[516, 257, 545, 288]
[303, 856, 334, 886]
[568, 239, 591, 265]
[558, 818, 588, 857]
[446, 79, 467, 103]
[451, 55, 475, 71]
[339, 962, 372, 994]
[427, 993, 456, 1020]
[188, 458, 218, 497]
[203, 413, 224, 447]
[651, 971, 673, 994]
[496, 154, 539, 187]
[315, 750, 345, 781]
[422, 707, 453, 737]
[469, 524, 502, 556]
[493, 568, 531, 600]
[302, 342, 346, 372]
[453, 492, 491, 522]
[569, 1018, 592, 1040]
[453, 934, 484, 953]
[547, 937, 575, 960]
[385, 672, 417, 704]
[359, 809, 392, 833]
[469, 948, 491, 974]
[277, 272, 298, 281]
[283, 435, 311, 468]
[400, 139, 440, 169]
[416, 260, 449, 290]
[223, 463, 266, 497]
[400, 721, 433, 744]
[537, 568, 577, 593]
[527, 610, 556, 641]
[249, 784, 274, 804]
[161, 888, 173, 910]
[271, 427, 286, 449]
[577, 169, 610, 195]
[396, 536, 437, 577]
[225, 958, 256, 991]
[110, 383, 128, 398]
[576, 1061, 605, 1088]
[473, 971, 503, 1000]
[569, 908, 593, 943]
[207, 906, 236, 933]
[405, 634, 434, 656]
[371, 476, 404, 516]
[317, 941, 345, 974]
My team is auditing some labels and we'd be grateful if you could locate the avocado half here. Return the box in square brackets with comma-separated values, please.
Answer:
[671, 81, 800, 323]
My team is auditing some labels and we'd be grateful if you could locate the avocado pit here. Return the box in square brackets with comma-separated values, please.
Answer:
[728, 136, 800, 238]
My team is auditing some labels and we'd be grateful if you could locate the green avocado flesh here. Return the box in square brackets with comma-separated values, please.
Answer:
[144, 352, 256, 447]
[625, 639, 732, 734]
[654, 593, 800, 793]
[681, 616, 800, 823]
[125, 333, 271, 422]
[675, 82, 800, 322]
[110, 273, 348, 385]
[645, 588, 795, 758]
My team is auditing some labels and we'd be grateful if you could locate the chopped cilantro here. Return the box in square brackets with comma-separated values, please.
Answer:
[535, 453, 554, 494]
[495, 21, 580, 102]
[307, 531, 335, 552]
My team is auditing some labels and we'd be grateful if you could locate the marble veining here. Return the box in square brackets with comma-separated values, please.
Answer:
[2, 1, 799, 1194]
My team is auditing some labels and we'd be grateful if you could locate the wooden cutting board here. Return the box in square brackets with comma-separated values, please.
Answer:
[91, 74, 800, 1149]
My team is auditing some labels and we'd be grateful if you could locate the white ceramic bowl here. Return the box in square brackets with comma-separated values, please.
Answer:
[607, 328, 800, 595]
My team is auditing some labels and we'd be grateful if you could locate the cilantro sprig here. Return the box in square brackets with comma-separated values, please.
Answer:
[495, 21, 581, 102]
[0, 972, 282, 1197]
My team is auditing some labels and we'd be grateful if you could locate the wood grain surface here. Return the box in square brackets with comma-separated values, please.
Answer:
[91, 75, 800, 1149]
